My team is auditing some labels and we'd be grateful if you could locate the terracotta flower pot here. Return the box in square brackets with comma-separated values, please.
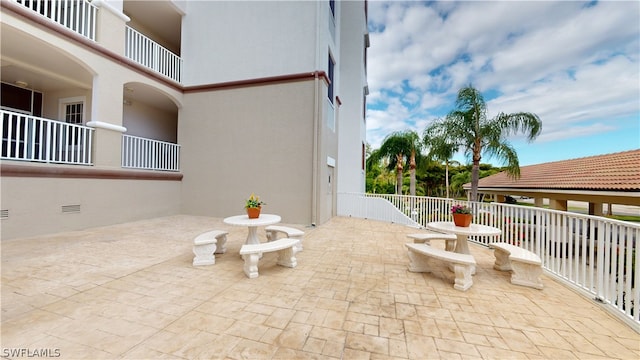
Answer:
[453, 213, 472, 227]
[246, 207, 261, 219]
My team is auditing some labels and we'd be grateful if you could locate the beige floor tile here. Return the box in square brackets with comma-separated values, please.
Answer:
[460, 331, 492, 347]
[434, 319, 465, 342]
[364, 322, 379, 336]
[345, 332, 389, 355]
[342, 347, 372, 360]
[494, 327, 543, 356]
[260, 327, 283, 344]
[588, 333, 640, 359]
[434, 337, 480, 357]
[475, 345, 530, 359]
[227, 338, 278, 359]
[405, 333, 438, 359]
[275, 322, 312, 350]
[302, 336, 326, 354]
[1, 216, 637, 360]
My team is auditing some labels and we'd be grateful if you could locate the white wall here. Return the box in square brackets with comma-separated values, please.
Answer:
[1, 174, 181, 240]
[123, 101, 177, 143]
[179, 80, 317, 225]
[336, 1, 367, 194]
[181, 1, 319, 85]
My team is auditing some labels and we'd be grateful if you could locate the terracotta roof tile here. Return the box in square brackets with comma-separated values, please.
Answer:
[473, 149, 640, 191]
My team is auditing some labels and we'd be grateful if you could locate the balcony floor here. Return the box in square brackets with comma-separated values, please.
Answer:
[2, 216, 638, 359]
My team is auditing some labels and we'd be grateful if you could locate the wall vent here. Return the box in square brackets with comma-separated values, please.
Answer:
[61, 204, 81, 214]
[0, 209, 8, 219]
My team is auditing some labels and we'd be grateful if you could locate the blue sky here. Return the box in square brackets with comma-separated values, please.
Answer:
[365, 0, 640, 166]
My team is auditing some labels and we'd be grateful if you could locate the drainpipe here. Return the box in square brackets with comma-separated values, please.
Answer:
[311, 3, 321, 227]
[311, 72, 319, 226]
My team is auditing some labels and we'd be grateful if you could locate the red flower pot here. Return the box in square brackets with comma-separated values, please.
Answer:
[246, 207, 261, 219]
[453, 213, 472, 227]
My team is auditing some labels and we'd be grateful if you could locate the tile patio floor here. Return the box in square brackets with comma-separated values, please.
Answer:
[1, 215, 639, 359]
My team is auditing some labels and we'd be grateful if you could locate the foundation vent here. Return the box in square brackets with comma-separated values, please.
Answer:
[61, 204, 81, 214]
[0, 209, 8, 219]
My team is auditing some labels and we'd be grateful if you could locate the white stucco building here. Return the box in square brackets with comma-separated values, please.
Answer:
[0, 0, 368, 239]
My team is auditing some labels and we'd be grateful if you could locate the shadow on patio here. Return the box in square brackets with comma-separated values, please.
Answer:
[1, 215, 638, 359]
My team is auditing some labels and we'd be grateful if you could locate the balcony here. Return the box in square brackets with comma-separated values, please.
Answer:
[125, 26, 183, 83]
[338, 192, 640, 330]
[8, 0, 184, 84]
[1, 109, 181, 172]
[1, 214, 637, 357]
[1, 110, 93, 165]
[122, 134, 180, 172]
[11, 0, 98, 41]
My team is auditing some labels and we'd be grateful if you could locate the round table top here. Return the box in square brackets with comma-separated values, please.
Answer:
[426, 221, 502, 236]
[223, 213, 281, 227]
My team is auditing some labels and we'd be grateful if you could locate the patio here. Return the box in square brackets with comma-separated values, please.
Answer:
[1, 215, 638, 359]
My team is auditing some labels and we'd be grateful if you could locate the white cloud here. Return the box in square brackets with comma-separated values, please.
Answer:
[366, 0, 640, 156]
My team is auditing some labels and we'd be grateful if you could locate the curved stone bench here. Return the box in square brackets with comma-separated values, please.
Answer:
[192, 230, 228, 266]
[405, 243, 476, 291]
[239, 238, 300, 278]
[407, 232, 457, 251]
[265, 225, 304, 252]
[489, 242, 543, 289]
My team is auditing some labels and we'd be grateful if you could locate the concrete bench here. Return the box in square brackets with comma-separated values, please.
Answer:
[239, 238, 300, 278]
[405, 243, 476, 291]
[489, 242, 543, 289]
[192, 230, 228, 266]
[407, 232, 457, 252]
[265, 225, 304, 252]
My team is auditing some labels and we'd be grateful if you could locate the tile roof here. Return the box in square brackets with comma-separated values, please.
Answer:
[472, 149, 640, 191]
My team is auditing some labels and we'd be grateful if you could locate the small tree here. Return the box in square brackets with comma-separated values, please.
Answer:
[368, 130, 422, 195]
[423, 86, 542, 201]
[424, 130, 459, 198]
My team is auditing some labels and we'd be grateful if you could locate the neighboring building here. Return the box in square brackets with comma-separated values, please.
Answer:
[0, 0, 369, 240]
[465, 149, 640, 214]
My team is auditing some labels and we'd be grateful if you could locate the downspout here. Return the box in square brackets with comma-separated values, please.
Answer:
[311, 1, 321, 226]
[312, 72, 319, 226]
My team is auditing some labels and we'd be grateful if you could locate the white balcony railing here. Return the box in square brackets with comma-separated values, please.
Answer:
[12, 0, 97, 41]
[122, 134, 180, 172]
[338, 192, 640, 331]
[125, 26, 183, 83]
[1, 110, 93, 165]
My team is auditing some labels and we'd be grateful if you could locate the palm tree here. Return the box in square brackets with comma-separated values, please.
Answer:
[423, 131, 459, 198]
[368, 130, 422, 195]
[423, 86, 542, 201]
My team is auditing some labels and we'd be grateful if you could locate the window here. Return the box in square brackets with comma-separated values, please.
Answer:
[1, 82, 43, 116]
[363, 94, 367, 120]
[59, 97, 85, 125]
[64, 102, 84, 125]
[59, 97, 86, 146]
[328, 52, 335, 104]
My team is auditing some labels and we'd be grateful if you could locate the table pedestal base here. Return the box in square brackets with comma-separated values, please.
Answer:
[451, 234, 476, 275]
[246, 226, 260, 245]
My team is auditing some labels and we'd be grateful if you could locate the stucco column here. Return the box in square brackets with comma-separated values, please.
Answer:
[589, 202, 604, 216]
[93, 0, 130, 56]
[87, 75, 126, 168]
[549, 199, 568, 211]
[534, 198, 544, 207]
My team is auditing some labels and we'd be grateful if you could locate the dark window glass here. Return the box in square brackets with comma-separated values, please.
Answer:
[1, 83, 32, 113]
[328, 54, 335, 104]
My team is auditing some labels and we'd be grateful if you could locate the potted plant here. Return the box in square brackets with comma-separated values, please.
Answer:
[451, 204, 473, 227]
[245, 193, 266, 219]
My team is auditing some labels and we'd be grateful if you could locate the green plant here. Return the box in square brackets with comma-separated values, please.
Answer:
[245, 193, 266, 209]
[451, 204, 472, 214]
